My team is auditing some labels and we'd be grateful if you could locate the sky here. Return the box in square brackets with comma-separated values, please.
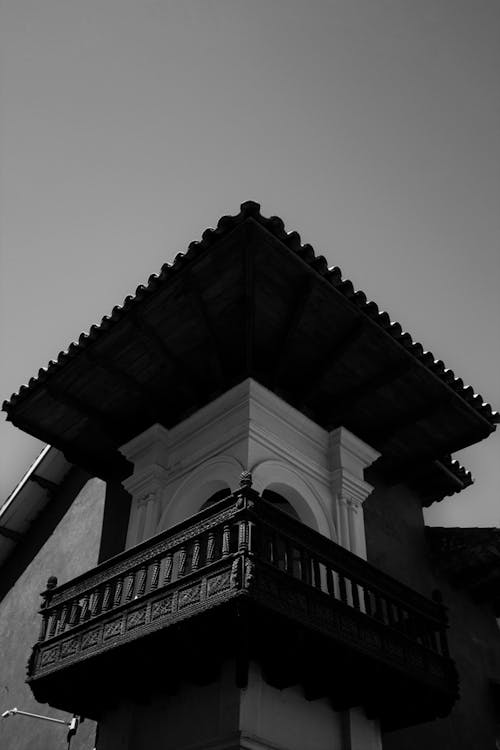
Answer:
[0, 0, 499, 527]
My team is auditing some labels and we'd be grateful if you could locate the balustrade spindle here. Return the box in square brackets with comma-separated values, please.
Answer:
[351, 579, 360, 610]
[222, 525, 231, 557]
[269, 531, 278, 566]
[136, 566, 147, 597]
[285, 542, 294, 576]
[91, 588, 102, 616]
[192, 538, 201, 571]
[125, 573, 136, 602]
[150, 560, 161, 590]
[338, 574, 348, 604]
[80, 594, 90, 621]
[363, 587, 373, 617]
[113, 577, 124, 608]
[207, 531, 216, 563]
[38, 612, 49, 642]
[178, 546, 187, 576]
[312, 558, 321, 589]
[101, 584, 112, 612]
[69, 601, 81, 627]
[48, 611, 59, 637]
[385, 600, 396, 627]
[326, 567, 335, 596]
[238, 521, 247, 552]
[57, 605, 69, 634]
[163, 554, 173, 585]
[300, 550, 310, 585]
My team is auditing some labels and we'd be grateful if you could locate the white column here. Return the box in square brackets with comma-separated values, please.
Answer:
[342, 707, 382, 750]
[329, 427, 380, 559]
[120, 424, 170, 545]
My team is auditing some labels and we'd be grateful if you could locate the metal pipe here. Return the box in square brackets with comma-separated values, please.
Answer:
[1, 707, 69, 725]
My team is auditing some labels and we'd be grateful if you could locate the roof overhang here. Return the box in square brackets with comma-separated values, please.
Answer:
[427, 526, 500, 614]
[3, 202, 498, 501]
[0, 446, 71, 568]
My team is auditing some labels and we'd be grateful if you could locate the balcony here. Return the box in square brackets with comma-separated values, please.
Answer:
[27, 477, 458, 731]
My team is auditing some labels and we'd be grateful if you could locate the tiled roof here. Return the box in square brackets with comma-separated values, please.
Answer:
[4, 201, 498, 427]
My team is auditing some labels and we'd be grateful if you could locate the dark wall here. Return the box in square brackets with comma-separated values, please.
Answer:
[0, 476, 106, 750]
[364, 479, 500, 749]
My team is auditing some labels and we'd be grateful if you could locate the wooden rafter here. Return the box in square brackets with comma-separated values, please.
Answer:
[327, 361, 412, 427]
[245, 239, 255, 376]
[367, 396, 451, 445]
[128, 311, 204, 400]
[270, 277, 315, 384]
[0, 525, 22, 542]
[83, 350, 158, 421]
[298, 318, 365, 406]
[45, 383, 123, 441]
[183, 271, 225, 386]
[30, 474, 60, 494]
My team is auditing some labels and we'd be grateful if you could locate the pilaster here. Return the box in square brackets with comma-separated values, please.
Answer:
[120, 424, 170, 545]
[329, 427, 380, 559]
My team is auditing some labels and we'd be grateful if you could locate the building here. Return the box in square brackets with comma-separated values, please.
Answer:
[1, 201, 499, 749]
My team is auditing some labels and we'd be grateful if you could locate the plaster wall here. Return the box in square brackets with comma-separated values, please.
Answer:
[364, 480, 500, 749]
[0, 476, 105, 750]
[96, 660, 347, 750]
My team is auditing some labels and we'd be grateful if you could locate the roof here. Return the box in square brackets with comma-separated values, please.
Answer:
[0, 445, 72, 568]
[427, 526, 500, 614]
[2, 201, 498, 501]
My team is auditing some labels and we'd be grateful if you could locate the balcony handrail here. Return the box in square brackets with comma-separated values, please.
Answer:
[28, 476, 458, 730]
[39, 485, 447, 628]
[249, 500, 446, 625]
[42, 490, 241, 607]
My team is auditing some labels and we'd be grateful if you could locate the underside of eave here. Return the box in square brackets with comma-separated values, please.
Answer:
[2, 203, 497, 497]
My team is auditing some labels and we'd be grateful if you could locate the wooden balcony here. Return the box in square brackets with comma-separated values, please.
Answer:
[27, 477, 458, 731]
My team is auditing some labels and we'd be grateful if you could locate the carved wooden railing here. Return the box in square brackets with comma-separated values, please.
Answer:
[28, 474, 455, 706]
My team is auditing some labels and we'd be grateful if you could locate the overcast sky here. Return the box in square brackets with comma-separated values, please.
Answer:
[1, 0, 499, 527]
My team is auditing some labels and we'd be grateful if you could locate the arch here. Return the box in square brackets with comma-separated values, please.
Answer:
[250, 459, 334, 539]
[158, 455, 243, 531]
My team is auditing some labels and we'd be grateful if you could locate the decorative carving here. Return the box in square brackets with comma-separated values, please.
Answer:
[244, 558, 255, 588]
[151, 596, 174, 620]
[126, 608, 147, 630]
[29, 482, 455, 723]
[40, 645, 60, 667]
[103, 619, 123, 640]
[60, 637, 80, 658]
[81, 628, 101, 650]
[207, 572, 231, 596]
[178, 584, 201, 609]
[239, 471, 253, 488]
[230, 558, 241, 588]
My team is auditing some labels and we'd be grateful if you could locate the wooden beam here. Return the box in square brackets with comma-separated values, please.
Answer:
[0, 525, 22, 542]
[271, 277, 315, 385]
[183, 271, 225, 386]
[245, 239, 255, 376]
[128, 311, 204, 399]
[297, 319, 365, 406]
[327, 362, 412, 428]
[30, 474, 60, 494]
[84, 350, 158, 421]
[366, 396, 451, 445]
[45, 383, 123, 441]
